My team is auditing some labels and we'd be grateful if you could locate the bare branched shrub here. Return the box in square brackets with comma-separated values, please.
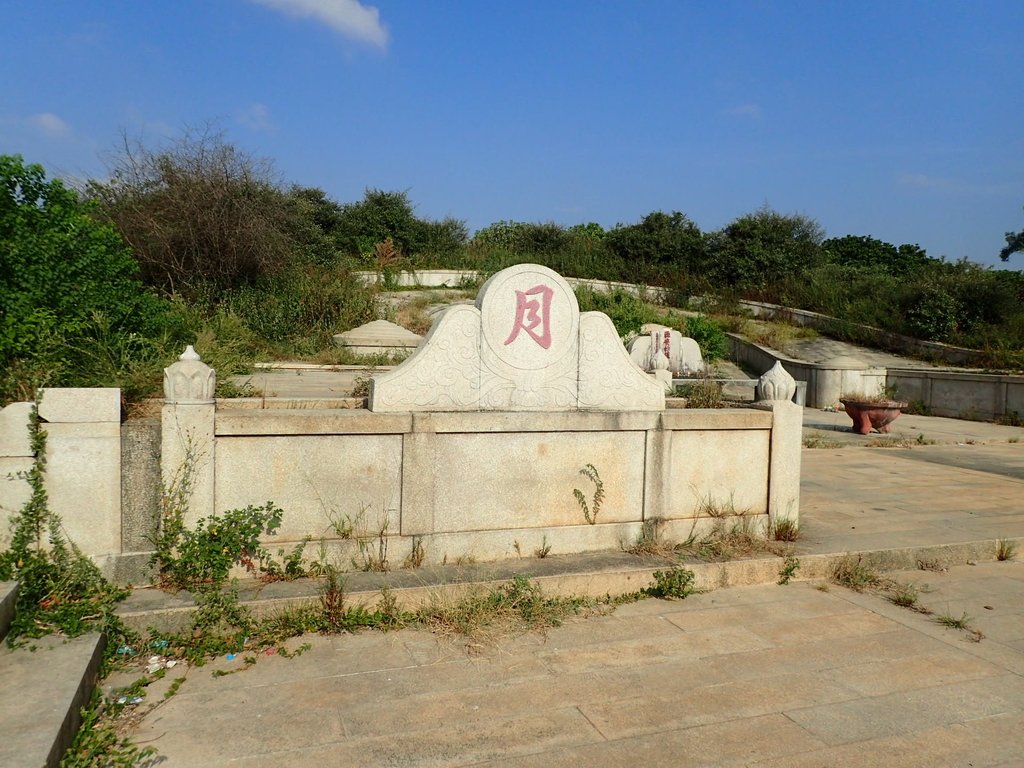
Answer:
[88, 126, 307, 296]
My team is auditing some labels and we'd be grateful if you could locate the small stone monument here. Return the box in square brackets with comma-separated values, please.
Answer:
[628, 324, 705, 377]
[369, 264, 665, 412]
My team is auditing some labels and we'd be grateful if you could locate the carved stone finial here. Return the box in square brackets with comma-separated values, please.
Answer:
[756, 361, 796, 402]
[164, 346, 216, 404]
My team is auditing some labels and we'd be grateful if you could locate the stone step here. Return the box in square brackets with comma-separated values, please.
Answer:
[0, 581, 17, 643]
[0, 632, 106, 768]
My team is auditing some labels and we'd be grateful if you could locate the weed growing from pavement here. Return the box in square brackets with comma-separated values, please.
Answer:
[404, 536, 426, 568]
[830, 556, 882, 592]
[777, 556, 801, 585]
[884, 581, 930, 613]
[936, 611, 972, 629]
[626, 517, 677, 557]
[642, 566, 697, 599]
[802, 434, 843, 449]
[534, 535, 552, 559]
[996, 538, 1017, 561]
[354, 513, 391, 572]
[865, 434, 935, 448]
[769, 518, 801, 543]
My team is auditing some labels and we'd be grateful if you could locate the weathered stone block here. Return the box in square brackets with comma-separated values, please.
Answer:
[38, 388, 121, 424]
[214, 434, 403, 542]
[121, 420, 161, 552]
[0, 402, 33, 457]
[661, 429, 770, 518]
[44, 422, 122, 556]
[400, 430, 646, 535]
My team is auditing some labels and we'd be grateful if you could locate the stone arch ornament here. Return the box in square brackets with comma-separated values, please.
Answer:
[369, 264, 665, 412]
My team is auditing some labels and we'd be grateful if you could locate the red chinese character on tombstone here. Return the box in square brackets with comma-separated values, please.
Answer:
[503, 284, 554, 349]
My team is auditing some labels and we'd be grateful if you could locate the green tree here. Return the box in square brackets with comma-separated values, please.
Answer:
[334, 189, 467, 262]
[822, 235, 930, 275]
[0, 155, 165, 401]
[707, 206, 825, 290]
[604, 211, 704, 280]
[1000, 207, 1023, 262]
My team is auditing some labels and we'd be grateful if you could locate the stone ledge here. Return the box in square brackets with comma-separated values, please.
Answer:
[39, 388, 122, 424]
[215, 409, 414, 436]
[0, 633, 106, 768]
[212, 407, 773, 436]
[114, 537, 1022, 637]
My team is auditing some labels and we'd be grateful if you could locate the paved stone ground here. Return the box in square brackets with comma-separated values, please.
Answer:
[778, 335, 948, 370]
[128, 564, 1024, 767]
[136, 314, 1024, 765]
[118, 440, 1024, 767]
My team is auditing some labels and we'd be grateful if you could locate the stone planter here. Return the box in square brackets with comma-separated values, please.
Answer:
[839, 399, 908, 435]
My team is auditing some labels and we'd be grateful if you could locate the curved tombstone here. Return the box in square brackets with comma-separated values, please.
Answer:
[369, 264, 664, 412]
[628, 324, 705, 376]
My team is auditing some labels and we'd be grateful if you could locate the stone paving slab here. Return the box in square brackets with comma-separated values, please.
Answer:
[781, 335, 950, 369]
[0, 580, 16, 642]
[0, 633, 106, 768]
[127, 569, 1024, 766]
[119, 435, 1024, 765]
[799, 443, 1024, 555]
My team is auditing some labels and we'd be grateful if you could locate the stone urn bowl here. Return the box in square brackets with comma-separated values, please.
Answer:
[839, 398, 908, 435]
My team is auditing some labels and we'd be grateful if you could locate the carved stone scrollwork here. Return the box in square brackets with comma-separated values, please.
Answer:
[163, 345, 216, 404]
[756, 361, 797, 403]
[370, 264, 665, 412]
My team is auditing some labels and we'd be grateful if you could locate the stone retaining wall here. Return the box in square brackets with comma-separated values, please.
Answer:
[0, 392, 801, 582]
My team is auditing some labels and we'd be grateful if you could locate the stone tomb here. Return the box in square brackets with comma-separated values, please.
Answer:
[369, 263, 665, 412]
[628, 324, 705, 377]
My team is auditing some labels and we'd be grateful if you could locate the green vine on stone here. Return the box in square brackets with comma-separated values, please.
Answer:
[573, 464, 605, 525]
[0, 397, 131, 643]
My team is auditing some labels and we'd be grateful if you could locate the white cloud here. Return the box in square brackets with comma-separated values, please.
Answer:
[238, 103, 275, 132]
[726, 103, 762, 119]
[250, 0, 388, 49]
[28, 112, 72, 138]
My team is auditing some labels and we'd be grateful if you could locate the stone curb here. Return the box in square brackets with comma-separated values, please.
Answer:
[0, 632, 106, 768]
[0, 581, 17, 643]
[115, 537, 1024, 637]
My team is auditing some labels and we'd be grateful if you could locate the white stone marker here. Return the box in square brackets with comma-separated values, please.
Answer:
[369, 264, 664, 412]
[628, 324, 705, 376]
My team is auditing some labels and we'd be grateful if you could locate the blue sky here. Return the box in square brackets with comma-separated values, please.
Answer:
[3, 1, 1022, 267]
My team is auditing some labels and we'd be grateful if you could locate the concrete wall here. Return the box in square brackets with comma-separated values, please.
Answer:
[0, 390, 802, 581]
[728, 335, 886, 408]
[353, 270, 672, 302]
[186, 403, 801, 567]
[728, 332, 1024, 421]
[886, 369, 1024, 421]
